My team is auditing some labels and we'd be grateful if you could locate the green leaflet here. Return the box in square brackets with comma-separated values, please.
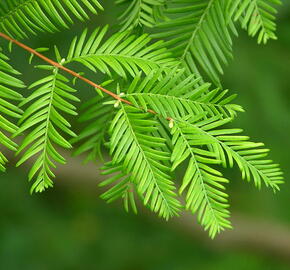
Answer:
[174, 115, 283, 190]
[71, 95, 115, 162]
[15, 66, 79, 193]
[171, 118, 231, 238]
[0, 0, 103, 39]
[116, 0, 165, 30]
[100, 161, 138, 214]
[124, 69, 243, 119]
[0, 50, 25, 171]
[152, 0, 237, 85]
[63, 26, 179, 78]
[227, 0, 282, 44]
[109, 104, 182, 220]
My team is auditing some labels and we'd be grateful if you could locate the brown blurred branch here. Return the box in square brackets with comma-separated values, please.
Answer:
[4, 149, 290, 260]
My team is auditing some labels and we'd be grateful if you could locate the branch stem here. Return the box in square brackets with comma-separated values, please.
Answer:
[0, 32, 171, 120]
[0, 32, 130, 104]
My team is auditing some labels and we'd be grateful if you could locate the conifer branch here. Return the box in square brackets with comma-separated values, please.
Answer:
[0, 32, 130, 105]
[0, 0, 284, 238]
[0, 31, 172, 120]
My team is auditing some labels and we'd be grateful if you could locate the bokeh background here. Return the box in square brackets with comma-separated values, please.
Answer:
[1, 1, 290, 269]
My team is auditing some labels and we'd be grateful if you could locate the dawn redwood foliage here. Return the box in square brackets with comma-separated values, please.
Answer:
[0, 0, 284, 238]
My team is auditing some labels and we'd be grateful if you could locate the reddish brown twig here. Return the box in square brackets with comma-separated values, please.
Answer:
[0, 32, 131, 105]
[0, 32, 172, 121]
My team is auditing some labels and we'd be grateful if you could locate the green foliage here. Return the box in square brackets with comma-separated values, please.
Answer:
[14, 66, 79, 193]
[116, 0, 165, 30]
[227, 0, 281, 44]
[100, 161, 138, 214]
[171, 118, 231, 238]
[0, 0, 103, 38]
[0, 0, 284, 237]
[63, 26, 179, 78]
[124, 69, 244, 119]
[119, 70, 282, 236]
[71, 95, 114, 162]
[151, 0, 237, 85]
[0, 50, 25, 171]
[109, 104, 182, 219]
[172, 116, 283, 190]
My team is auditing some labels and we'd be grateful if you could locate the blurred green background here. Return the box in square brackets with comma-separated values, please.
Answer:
[1, 1, 290, 269]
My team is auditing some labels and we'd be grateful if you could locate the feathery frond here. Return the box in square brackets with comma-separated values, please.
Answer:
[124, 69, 243, 119]
[116, 0, 165, 30]
[15, 66, 79, 192]
[103, 71, 282, 234]
[175, 116, 283, 190]
[100, 161, 138, 214]
[63, 26, 179, 78]
[227, 0, 281, 44]
[0, 0, 284, 238]
[152, 0, 237, 85]
[171, 117, 231, 238]
[71, 95, 114, 162]
[109, 104, 182, 219]
[0, 0, 103, 39]
[0, 50, 25, 171]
